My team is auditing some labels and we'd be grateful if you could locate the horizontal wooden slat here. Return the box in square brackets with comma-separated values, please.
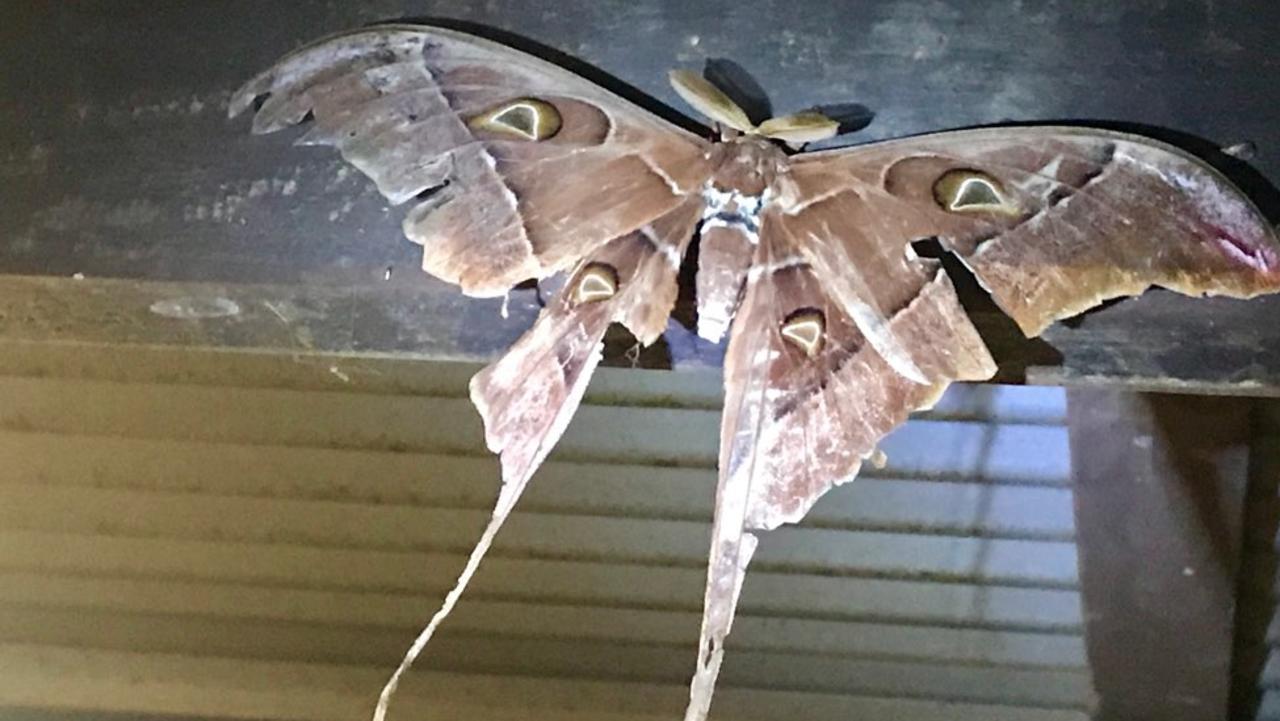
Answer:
[0, 598, 1082, 669]
[0, 376, 1072, 483]
[0, 606, 1087, 707]
[929, 383, 1066, 424]
[878, 420, 1069, 485]
[0, 274, 542, 364]
[0, 375, 718, 464]
[0, 430, 1075, 536]
[0, 340, 1068, 422]
[0, 373, 701, 459]
[0, 339, 723, 407]
[0, 644, 1090, 721]
[0, 486, 1077, 584]
[0, 556, 1081, 630]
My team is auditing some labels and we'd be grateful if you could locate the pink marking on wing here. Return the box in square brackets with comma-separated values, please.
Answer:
[1208, 223, 1280, 274]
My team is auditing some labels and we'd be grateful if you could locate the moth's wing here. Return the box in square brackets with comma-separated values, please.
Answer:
[685, 126, 1280, 719]
[473, 196, 703, 487]
[230, 25, 713, 295]
[684, 204, 997, 721]
[376, 198, 701, 721]
[786, 126, 1280, 337]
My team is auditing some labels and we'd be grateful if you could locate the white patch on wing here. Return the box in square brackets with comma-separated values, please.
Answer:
[642, 154, 685, 194]
[697, 315, 732, 343]
[1040, 154, 1064, 181]
[843, 296, 930, 384]
[640, 224, 682, 267]
[779, 184, 844, 216]
[903, 241, 919, 262]
[745, 254, 806, 281]
[803, 228, 930, 385]
[1010, 152, 1064, 201]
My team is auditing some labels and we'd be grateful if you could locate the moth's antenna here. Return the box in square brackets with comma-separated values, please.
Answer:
[669, 69, 753, 135]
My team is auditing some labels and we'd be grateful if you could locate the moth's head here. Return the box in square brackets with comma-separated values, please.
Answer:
[668, 69, 839, 148]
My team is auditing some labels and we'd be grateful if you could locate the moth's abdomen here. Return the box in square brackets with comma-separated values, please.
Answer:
[695, 223, 756, 342]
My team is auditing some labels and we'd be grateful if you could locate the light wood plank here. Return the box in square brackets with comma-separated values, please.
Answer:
[0, 488, 1078, 584]
[0, 375, 716, 465]
[0, 561, 1082, 631]
[0, 600, 1084, 668]
[0, 339, 1067, 422]
[0, 605, 1088, 707]
[0, 431, 1075, 536]
[0, 340, 723, 407]
[0, 376, 1072, 482]
[0, 643, 1091, 721]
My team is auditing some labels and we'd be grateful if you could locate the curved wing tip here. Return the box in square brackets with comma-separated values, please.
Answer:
[226, 24, 434, 123]
[227, 72, 269, 120]
[227, 89, 258, 121]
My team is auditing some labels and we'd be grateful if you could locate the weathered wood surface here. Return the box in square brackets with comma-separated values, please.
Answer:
[2, 1, 1279, 390]
[1068, 391, 1254, 721]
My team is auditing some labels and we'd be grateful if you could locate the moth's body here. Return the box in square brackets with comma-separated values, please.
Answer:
[706, 134, 787, 200]
[232, 23, 1280, 721]
[696, 135, 789, 340]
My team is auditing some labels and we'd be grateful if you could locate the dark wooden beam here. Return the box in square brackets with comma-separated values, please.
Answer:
[4, 274, 1280, 396]
[1031, 291, 1280, 396]
[1067, 390, 1254, 721]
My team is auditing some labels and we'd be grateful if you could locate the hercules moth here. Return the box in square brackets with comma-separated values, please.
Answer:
[230, 23, 1280, 721]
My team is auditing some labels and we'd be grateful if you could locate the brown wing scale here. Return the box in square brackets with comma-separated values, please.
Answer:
[683, 126, 1280, 720]
[789, 127, 1280, 335]
[231, 25, 712, 296]
[684, 205, 996, 720]
[375, 197, 700, 721]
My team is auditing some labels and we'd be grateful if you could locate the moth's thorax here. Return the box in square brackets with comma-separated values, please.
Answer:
[694, 137, 792, 343]
[707, 135, 789, 196]
[701, 136, 790, 239]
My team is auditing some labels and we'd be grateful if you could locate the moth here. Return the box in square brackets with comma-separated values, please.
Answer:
[230, 24, 1280, 721]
